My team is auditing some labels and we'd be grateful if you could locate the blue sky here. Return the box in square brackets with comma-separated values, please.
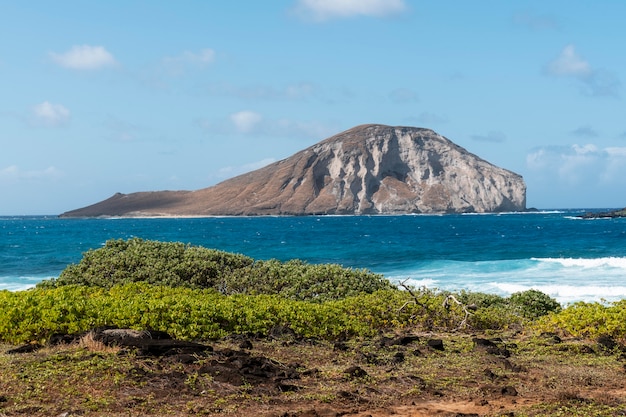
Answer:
[2, 1, 626, 214]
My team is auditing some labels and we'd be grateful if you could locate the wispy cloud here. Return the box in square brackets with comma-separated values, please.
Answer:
[544, 44, 620, 97]
[49, 45, 117, 70]
[292, 0, 408, 22]
[470, 131, 506, 143]
[161, 48, 215, 75]
[512, 11, 559, 31]
[570, 126, 599, 138]
[197, 111, 338, 140]
[527, 144, 626, 185]
[103, 116, 143, 142]
[205, 82, 317, 101]
[30, 101, 70, 127]
[406, 112, 448, 127]
[230, 110, 263, 133]
[0, 165, 63, 182]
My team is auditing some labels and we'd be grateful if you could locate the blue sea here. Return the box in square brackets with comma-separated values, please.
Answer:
[2, 210, 626, 304]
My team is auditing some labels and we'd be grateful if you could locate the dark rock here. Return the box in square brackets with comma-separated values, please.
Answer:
[378, 336, 395, 347]
[391, 351, 405, 364]
[501, 386, 518, 396]
[500, 359, 526, 373]
[90, 328, 212, 357]
[48, 332, 82, 345]
[344, 365, 368, 379]
[333, 342, 349, 351]
[427, 339, 445, 351]
[357, 351, 381, 365]
[473, 337, 497, 348]
[473, 338, 510, 357]
[540, 332, 562, 344]
[397, 335, 420, 345]
[6, 343, 43, 354]
[275, 382, 302, 392]
[483, 368, 497, 381]
[239, 340, 253, 350]
[597, 335, 618, 352]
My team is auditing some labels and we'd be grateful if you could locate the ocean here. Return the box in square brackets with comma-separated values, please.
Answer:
[2, 210, 626, 304]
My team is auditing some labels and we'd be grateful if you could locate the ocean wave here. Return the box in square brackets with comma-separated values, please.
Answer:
[532, 257, 626, 269]
[490, 282, 626, 304]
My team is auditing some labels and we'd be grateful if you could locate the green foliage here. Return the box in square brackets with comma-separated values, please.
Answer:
[39, 238, 395, 302]
[0, 283, 502, 344]
[535, 299, 626, 342]
[509, 289, 562, 319]
[223, 258, 395, 302]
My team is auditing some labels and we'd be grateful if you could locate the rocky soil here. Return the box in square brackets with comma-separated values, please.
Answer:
[2, 327, 625, 416]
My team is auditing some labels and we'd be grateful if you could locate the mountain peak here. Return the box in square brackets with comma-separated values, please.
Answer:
[60, 125, 526, 217]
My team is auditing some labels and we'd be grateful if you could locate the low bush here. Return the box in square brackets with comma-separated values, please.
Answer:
[39, 238, 395, 302]
[534, 299, 626, 343]
[0, 283, 513, 344]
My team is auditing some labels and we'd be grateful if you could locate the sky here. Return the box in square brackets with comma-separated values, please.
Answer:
[2, 1, 626, 214]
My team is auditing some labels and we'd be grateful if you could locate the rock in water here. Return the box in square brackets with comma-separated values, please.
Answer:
[60, 124, 526, 217]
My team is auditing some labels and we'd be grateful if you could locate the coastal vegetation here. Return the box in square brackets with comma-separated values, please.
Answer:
[2, 238, 626, 416]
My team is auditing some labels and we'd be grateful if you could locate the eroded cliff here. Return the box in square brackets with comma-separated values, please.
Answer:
[60, 124, 526, 217]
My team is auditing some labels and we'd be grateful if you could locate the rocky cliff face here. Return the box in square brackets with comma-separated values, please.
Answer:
[60, 124, 526, 217]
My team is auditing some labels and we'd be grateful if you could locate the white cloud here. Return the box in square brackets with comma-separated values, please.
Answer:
[545, 45, 591, 78]
[293, 0, 407, 21]
[527, 144, 626, 185]
[49, 45, 117, 70]
[198, 112, 338, 140]
[31, 101, 70, 127]
[230, 111, 263, 133]
[545, 45, 620, 97]
[0, 165, 63, 182]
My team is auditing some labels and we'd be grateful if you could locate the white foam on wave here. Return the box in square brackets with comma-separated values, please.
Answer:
[490, 282, 626, 305]
[533, 257, 626, 269]
[0, 275, 51, 292]
[382, 257, 626, 304]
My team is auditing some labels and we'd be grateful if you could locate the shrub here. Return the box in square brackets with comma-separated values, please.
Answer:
[509, 289, 561, 320]
[39, 238, 395, 302]
[534, 300, 626, 343]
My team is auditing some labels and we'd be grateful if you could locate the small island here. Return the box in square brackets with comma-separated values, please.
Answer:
[579, 208, 626, 219]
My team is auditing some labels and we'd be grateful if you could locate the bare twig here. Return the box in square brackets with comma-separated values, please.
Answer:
[398, 279, 427, 312]
[443, 294, 475, 330]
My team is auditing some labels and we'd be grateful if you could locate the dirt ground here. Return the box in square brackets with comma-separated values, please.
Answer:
[2, 328, 626, 417]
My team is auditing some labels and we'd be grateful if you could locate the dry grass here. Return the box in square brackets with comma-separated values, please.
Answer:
[76, 331, 121, 354]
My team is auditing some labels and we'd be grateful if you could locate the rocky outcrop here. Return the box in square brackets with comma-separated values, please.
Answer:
[579, 208, 626, 219]
[60, 124, 526, 217]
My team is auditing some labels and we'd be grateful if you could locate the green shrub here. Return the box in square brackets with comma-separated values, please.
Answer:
[39, 238, 395, 302]
[0, 283, 507, 344]
[534, 300, 626, 342]
[509, 289, 562, 319]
